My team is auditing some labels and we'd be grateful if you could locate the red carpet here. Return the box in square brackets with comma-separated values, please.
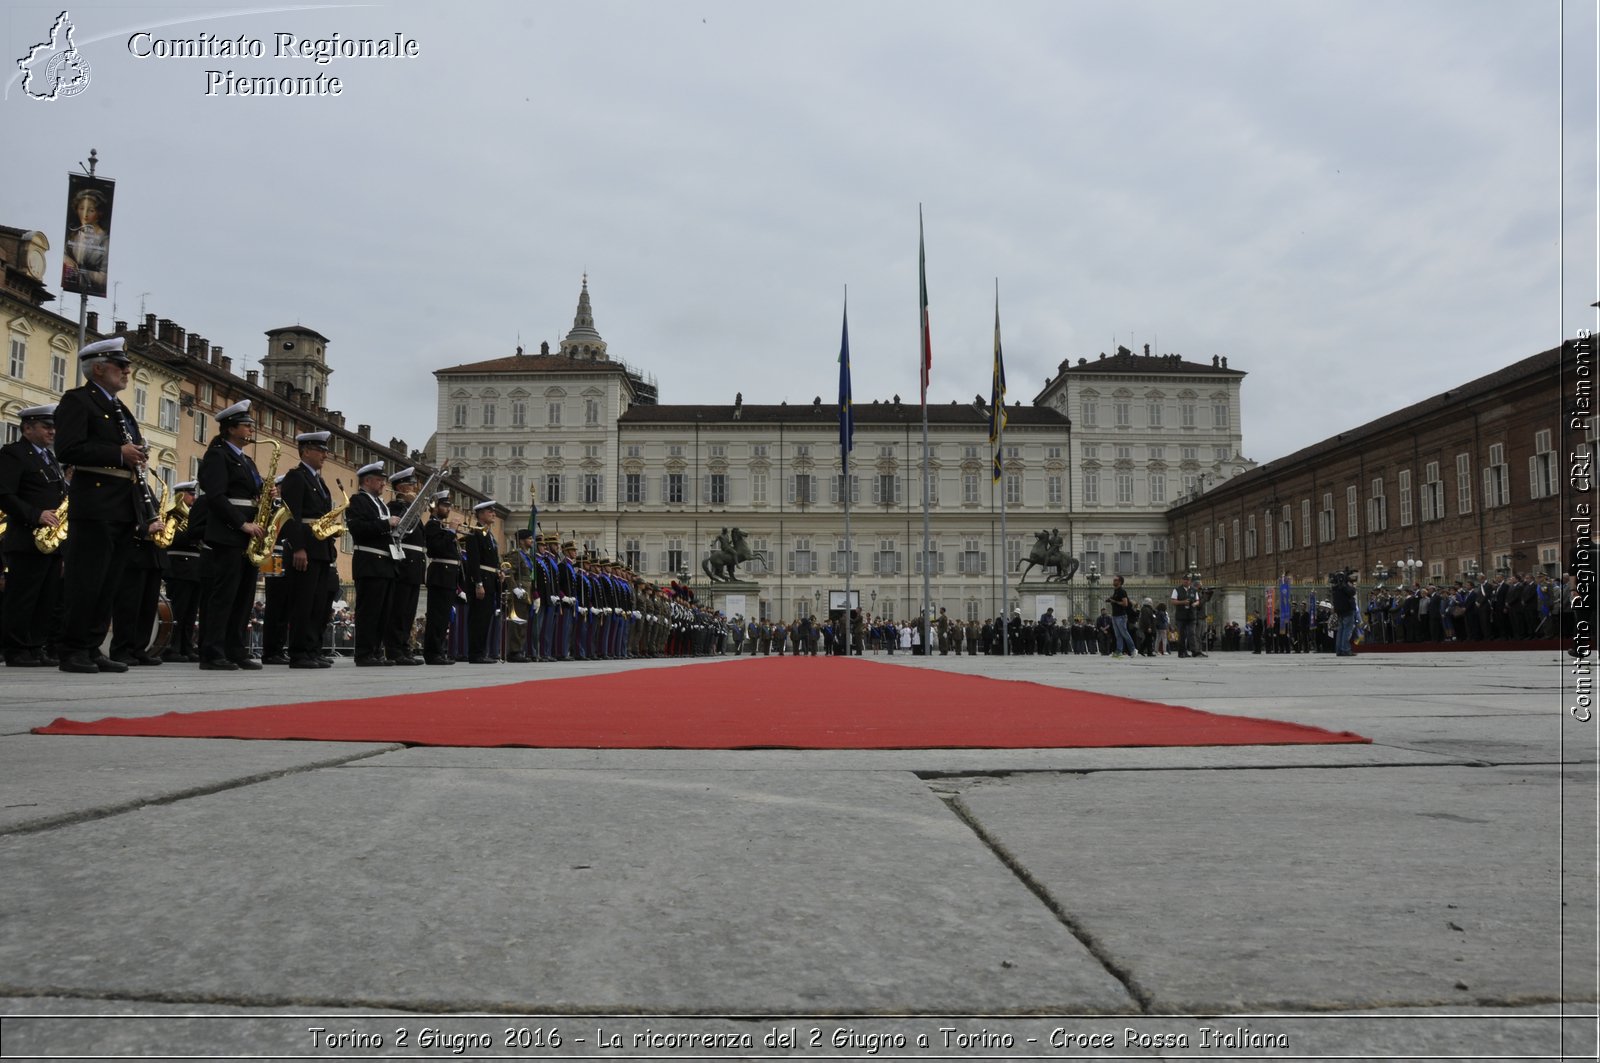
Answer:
[34, 657, 1368, 750]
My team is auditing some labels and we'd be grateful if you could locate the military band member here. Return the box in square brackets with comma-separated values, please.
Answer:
[259, 475, 291, 664]
[505, 527, 536, 663]
[421, 490, 459, 665]
[384, 467, 425, 665]
[347, 461, 399, 666]
[463, 500, 501, 663]
[162, 481, 204, 662]
[109, 485, 169, 666]
[0, 404, 66, 667]
[279, 432, 336, 669]
[55, 338, 163, 674]
[197, 400, 265, 670]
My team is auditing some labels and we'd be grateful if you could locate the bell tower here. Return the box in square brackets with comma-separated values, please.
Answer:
[262, 325, 333, 408]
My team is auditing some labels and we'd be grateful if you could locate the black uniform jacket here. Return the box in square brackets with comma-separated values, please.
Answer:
[198, 438, 263, 550]
[462, 525, 500, 592]
[346, 490, 396, 580]
[166, 497, 207, 580]
[423, 516, 463, 590]
[0, 439, 66, 554]
[54, 382, 143, 522]
[279, 463, 337, 565]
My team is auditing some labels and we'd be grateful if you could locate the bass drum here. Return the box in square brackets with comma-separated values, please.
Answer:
[147, 596, 174, 656]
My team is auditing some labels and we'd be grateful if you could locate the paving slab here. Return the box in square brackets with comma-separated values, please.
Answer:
[0, 766, 1131, 1014]
[0, 1000, 1592, 1058]
[941, 764, 1598, 1014]
[0, 735, 401, 834]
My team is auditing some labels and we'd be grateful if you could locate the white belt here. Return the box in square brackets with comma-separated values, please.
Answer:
[226, 498, 256, 507]
[168, 550, 200, 558]
[401, 543, 426, 553]
[478, 565, 499, 574]
[428, 557, 460, 566]
[355, 546, 393, 557]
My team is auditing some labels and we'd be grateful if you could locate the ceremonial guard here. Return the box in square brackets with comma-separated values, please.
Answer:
[278, 432, 337, 668]
[346, 461, 399, 666]
[384, 467, 426, 665]
[0, 404, 66, 666]
[534, 533, 560, 660]
[55, 338, 163, 674]
[162, 481, 205, 662]
[258, 475, 291, 664]
[462, 500, 501, 663]
[505, 527, 537, 663]
[553, 538, 578, 660]
[197, 400, 266, 670]
[421, 490, 460, 665]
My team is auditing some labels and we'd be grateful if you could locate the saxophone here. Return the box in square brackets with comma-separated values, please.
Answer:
[33, 499, 69, 554]
[154, 490, 190, 549]
[149, 478, 176, 547]
[245, 439, 288, 568]
[310, 480, 351, 541]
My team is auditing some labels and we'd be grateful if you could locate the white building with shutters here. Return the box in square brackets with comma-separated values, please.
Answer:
[432, 284, 1256, 622]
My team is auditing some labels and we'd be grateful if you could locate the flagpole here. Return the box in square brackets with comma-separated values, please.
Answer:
[918, 207, 932, 658]
[840, 286, 852, 648]
[995, 279, 1008, 657]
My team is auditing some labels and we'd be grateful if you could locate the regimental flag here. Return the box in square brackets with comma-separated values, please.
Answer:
[527, 500, 538, 540]
[990, 287, 1007, 483]
[838, 298, 853, 474]
[918, 207, 931, 404]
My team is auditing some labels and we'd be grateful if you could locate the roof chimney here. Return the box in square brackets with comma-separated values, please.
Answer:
[246, 370, 259, 386]
[219, 356, 232, 375]
[358, 423, 371, 439]
[85, 310, 99, 333]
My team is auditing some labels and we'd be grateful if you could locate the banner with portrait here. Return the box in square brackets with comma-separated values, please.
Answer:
[62, 172, 115, 297]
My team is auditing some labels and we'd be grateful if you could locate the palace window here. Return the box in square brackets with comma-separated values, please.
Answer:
[624, 473, 643, 504]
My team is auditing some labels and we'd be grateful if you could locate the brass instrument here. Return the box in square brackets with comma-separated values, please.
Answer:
[0, 513, 6, 541]
[149, 478, 175, 547]
[500, 559, 528, 626]
[154, 489, 190, 549]
[245, 440, 289, 568]
[33, 499, 69, 554]
[311, 479, 351, 541]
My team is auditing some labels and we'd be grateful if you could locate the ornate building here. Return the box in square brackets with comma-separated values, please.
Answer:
[433, 280, 1261, 622]
[1033, 344, 1254, 579]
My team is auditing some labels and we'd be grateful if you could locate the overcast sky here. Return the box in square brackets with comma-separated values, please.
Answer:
[6, 0, 1595, 464]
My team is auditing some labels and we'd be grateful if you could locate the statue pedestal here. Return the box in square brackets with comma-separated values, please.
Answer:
[1015, 579, 1087, 621]
[707, 580, 761, 619]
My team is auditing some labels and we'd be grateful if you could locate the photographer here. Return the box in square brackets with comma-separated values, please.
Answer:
[1331, 569, 1359, 657]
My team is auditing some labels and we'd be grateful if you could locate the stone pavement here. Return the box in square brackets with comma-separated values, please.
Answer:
[0, 649, 1594, 1060]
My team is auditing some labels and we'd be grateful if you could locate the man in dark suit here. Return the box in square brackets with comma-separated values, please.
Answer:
[197, 400, 267, 670]
[279, 432, 337, 668]
[162, 481, 205, 661]
[421, 491, 461, 665]
[346, 462, 400, 665]
[383, 467, 426, 665]
[0, 404, 67, 667]
[462, 501, 501, 663]
[54, 338, 164, 674]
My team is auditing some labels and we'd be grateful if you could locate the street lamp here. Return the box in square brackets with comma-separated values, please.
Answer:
[1371, 562, 1391, 589]
[1395, 558, 1420, 587]
[1464, 559, 1480, 582]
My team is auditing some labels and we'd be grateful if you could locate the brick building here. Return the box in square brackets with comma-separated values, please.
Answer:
[1168, 339, 1588, 624]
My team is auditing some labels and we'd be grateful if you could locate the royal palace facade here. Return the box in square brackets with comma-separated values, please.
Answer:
[432, 280, 1257, 622]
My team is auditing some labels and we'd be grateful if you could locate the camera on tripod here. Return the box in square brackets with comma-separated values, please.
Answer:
[1328, 567, 1356, 587]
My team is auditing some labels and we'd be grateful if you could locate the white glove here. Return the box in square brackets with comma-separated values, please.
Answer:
[514, 587, 527, 599]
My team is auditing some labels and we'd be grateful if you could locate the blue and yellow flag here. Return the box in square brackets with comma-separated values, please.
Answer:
[989, 288, 1007, 483]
